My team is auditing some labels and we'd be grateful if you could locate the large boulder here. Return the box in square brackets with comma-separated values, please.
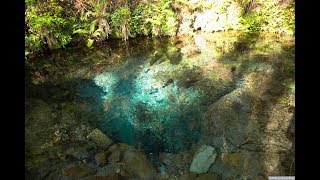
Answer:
[87, 128, 113, 150]
[189, 145, 217, 173]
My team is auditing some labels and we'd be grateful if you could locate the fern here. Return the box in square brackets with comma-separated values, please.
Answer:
[73, 29, 89, 35]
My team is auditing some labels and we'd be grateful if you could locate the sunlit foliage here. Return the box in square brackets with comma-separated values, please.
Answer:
[25, 0, 294, 58]
[25, 0, 75, 55]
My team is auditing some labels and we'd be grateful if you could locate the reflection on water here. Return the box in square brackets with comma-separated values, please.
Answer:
[25, 31, 295, 179]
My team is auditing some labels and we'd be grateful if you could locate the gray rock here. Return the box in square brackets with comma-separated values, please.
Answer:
[189, 145, 217, 174]
[87, 128, 113, 150]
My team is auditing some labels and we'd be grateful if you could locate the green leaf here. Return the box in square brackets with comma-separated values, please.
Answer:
[93, 28, 104, 37]
[90, 20, 98, 34]
[87, 39, 94, 47]
[73, 29, 89, 35]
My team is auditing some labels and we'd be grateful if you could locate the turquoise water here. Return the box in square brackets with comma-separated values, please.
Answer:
[74, 54, 217, 154]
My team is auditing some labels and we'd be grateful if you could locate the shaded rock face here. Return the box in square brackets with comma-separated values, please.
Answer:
[190, 145, 217, 173]
[173, 0, 242, 35]
[88, 128, 113, 150]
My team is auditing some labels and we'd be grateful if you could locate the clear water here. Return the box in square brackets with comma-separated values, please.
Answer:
[26, 31, 295, 169]
[73, 54, 220, 154]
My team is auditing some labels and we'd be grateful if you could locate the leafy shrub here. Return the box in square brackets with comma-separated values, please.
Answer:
[25, 0, 74, 54]
[73, 0, 111, 47]
[131, 0, 178, 37]
[111, 6, 132, 41]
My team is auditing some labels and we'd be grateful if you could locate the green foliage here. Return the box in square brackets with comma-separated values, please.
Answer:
[131, 4, 152, 36]
[239, 12, 265, 31]
[25, 0, 74, 56]
[73, 0, 111, 44]
[87, 39, 94, 48]
[25, 0, 294, 59]
[239, 1, 295, 35]
[131, 0, 178, 37]
[25, 0, 179, 56]
[111, 6, 131, 41]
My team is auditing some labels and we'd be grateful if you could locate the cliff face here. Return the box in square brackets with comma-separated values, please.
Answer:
[172, 0, 294, 36]
[172, 0, 242, 35]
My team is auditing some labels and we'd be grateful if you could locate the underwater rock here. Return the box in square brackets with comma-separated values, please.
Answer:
[178, 172, 197, 180]
[105, 143, 157, 179]
[95, 152, 107, 166]
[120, 149, 157, 179]
[189, 145, 217, 173]
[87, 128, 113, 150]
[80, 174, 121, 180]
[159, 153, 188, 175]
[197, 173, 220, 180]
[178, 172, 220, 180]
[95, 164, 121, 177]
[105, 143, 132, 156]
[63, 166, 96, 178]
[221, 152, 241, 167]
[66, 146, 89, 160]
[108, 150, 121, 163]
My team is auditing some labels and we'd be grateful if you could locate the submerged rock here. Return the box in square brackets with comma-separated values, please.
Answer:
[96, 164, 122, 176]
[178, 172, 220, 180]
[189, 145, 217, 173]
[178, 172, 197, 180]
[80, 174, 121, 180]
[121, 149, 157, 179]
[197, 173, 220, 180]
[63, 166, 96, 178]
[95, 152, 107, 166]
[66, 146, 89, 160]
[104, 143, 157, 179]
[159, 152, 191, 175]
[108, 150, 121, 163]
[87, 128, 113, 150]
[221, 152, 241, 167]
